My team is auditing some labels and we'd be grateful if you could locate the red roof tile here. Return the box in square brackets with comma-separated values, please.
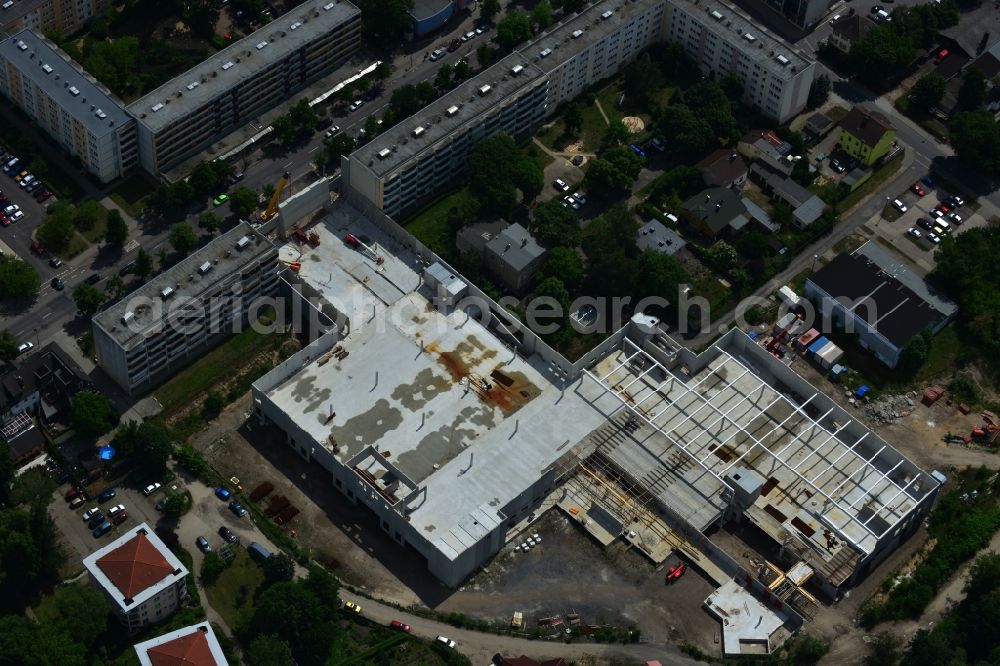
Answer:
[147, 627, 218, 666]
[96, 531, 175, 598]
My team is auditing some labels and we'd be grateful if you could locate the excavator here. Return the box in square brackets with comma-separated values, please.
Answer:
[260, 171, 290, 223]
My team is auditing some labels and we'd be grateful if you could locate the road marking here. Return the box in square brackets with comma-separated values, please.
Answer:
[310, 146, 321, 153]
[283, 162, 293, 169]
[42, 311, 54, 320]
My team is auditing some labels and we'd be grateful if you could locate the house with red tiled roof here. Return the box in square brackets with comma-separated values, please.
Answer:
[83, 523, 189, 632]
[134, 622, 228, 666]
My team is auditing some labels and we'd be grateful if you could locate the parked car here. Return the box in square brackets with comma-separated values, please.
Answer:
[18, 174, 35, 188]
[935, 48, 950, 64]
[48, 257, 62, 268]
[36, 190, 53, 203]
[214, 487, 231, 500]
[107, 504, 125, 517]
[552, 178, 569, 192]
[196, 536, 211, 552]
[462, 30, 475, 41]
[665, 561, 687, 583]
[906, 227, 921, 239]
[629, 143, 646, 158]
[92, 521, 113, 538]
[69, 496, 86, 509]
[892, 199, 907, 213]
[390, 620, 412, 632]
[119, 261, 136, 276]
[429, 47, 446, 61]
[561, 195, 579, 210]
[84, 273, 100, 285]
[435, 636, 456, 649]
[112, 511, 127, 525]
[927, 232, 941, 244]
[919, 175, 934, 188]
[51, 277, 64, 291]
[26, 180, 42, 194]
[143, 482, 162, 496]
[82, 507, 102, 522]
[917, 217, 934, 230]
[218, 526, 239, 544]
[229, 500, 247, 517]
[935, 201, 953, 213]
[212, 193, 229, 206]
[97, 488, 117, 503]
[17, 341, 33, 355]
[325, 126, 341, 138]
[829, 158, 846, 173]
[88, 513, 107, 529]
[947, 212, 963, 225]
[910, 182, 926, 196]
[571, 192, 587, 205]
[65, 486, 82, 500]
[447, 38, 461, 52]
[9, 210, 23, 222]
[344, 601, 362, 614]
[348, 99, 364, 112]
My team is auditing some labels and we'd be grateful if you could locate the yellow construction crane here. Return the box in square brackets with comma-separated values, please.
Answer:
[261, 171, 290, 222]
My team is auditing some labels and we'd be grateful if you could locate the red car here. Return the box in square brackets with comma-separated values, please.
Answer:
[390, 620, 412, 633]
[910, 182, 926, 197]
[35, 190, 52, 203]
[112, 511, 127, 525]
[0, 213, 9, 227]
[65, 487, 81, 500]
[665, 562, 687, 583]
[936, 202, 954, 213]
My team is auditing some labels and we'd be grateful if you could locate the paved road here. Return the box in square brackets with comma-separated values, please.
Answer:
[337, 588, 703, 666]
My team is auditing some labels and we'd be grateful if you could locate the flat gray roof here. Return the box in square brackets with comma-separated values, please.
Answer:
[671, 0, 812, 80]
[350, 52, 546, 178]
[853, 240, 957, 317]
[526, 0, 662, 73]
[128, 0, 359, 133]
[94, 222, 276, 349]
[0, 0, 48, 32]
[0, 30, 132, 136]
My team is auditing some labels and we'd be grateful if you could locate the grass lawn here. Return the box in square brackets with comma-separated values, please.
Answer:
[110, 173, 158, 219]
[826, 106, 849, 124]
[79, 205, 110, 243]
[881, 203, 903, 222]
[204, 548, 264, 631]
[579, 103, 609, 152]
[55, 233, 90, 260]
[153, 319, 283, 418]
[404, 189, 477, 264]
[596, 81, 624, 125]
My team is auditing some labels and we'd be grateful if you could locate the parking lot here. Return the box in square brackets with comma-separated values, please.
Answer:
[872, 179, 984, 273]
[50, 470, 280, 576]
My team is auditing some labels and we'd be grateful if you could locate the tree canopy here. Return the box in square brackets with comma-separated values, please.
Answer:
[910, 74, 945, 112]
[532, 201, 582, 248]
[104, 209, 128, 247]
[851, 26, 915, 86]
[72, 284, 105, 318]
[169, 223, 199, 255]
[70, 391, 117, 438]
[0, 330, 17, 361]
[497, 11, 532, 51]
[0, 257, 40, 300]
[356, 0, 414, 45]
[467, 134, 543, 216]
[229, 187, 260, 219]
[949, 111, 1000, 176]
[584, 146, 643, 196]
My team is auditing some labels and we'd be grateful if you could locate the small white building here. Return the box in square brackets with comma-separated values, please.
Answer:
[134, 622, 228, 666]
[83, 523, 189, 632]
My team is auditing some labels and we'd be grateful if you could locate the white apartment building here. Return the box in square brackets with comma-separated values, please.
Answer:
[0, 30, 137, 183]
[665, 0, 815, 123]
[83, 524, 189, 632]
[345, 52, 549, 219]
[1, 0, 113, 37]
[92, 223, 280, 395]
[531, 0, 667, 110]
[128, 0, 361, 177]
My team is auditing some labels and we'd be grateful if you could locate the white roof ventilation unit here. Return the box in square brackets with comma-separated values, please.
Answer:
[222, 61, 235, 70]
[121, 311, 134, 326]
[186, 81, 200, 90]
[412, 126, 425, 137]
[711, 9, 724, 19]
[540, 47, 552, 58]
[510, 64, 524, 75]
[68, 86, 80, 96]
[477, 84, 492, 96]
[160, 286, 175, 300]
[601, 9, 613, 19]
[446, 105, 460, 116]
[377, 148, 392, 159]
[256, 41, 268, 50]
[776, 54, 790, 66]
[743, 32, 756, 42]
[571, 29, 584, 39]
[198, 262, 213, 275]
[152, 102, 165, 112]
[236, 236, 252, 251]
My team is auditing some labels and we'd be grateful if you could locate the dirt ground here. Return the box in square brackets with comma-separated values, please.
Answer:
[193, 396, 722, 651]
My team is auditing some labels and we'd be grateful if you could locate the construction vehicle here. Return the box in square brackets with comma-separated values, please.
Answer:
[765, 313, 803, 356]
[344, 233, 384, 265]
[261, 172, 290, 223]
[665, 561, 686, 583]
[292, 228, 309, 244]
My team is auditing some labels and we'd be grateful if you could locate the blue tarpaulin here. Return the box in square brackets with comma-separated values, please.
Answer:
[98, 446, 116, 460]
[807, 336, 829, 354]
[748, 332, 759, 340]
[856, 386, 870, 398]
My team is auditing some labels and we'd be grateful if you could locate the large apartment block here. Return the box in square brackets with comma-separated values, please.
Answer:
[129, 0, 361, 177]
[1, 0, 112, 37]
[93, 223, 279, 395]
[665, 0, 814, 123]
[0, 30, 137, 182]
[345, 53, 549, 219]
[531, 0, 667, 110]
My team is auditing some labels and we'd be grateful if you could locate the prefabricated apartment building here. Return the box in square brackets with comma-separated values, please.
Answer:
[247, 196, 939, 592]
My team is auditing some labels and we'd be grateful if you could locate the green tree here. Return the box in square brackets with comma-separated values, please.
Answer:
[581, 205, 640, 298]
[563, 102, 584, 135]
[363, 114, 381, 139]
[0, 329, 17, 361]
[808, 73, 831, 108]
[162, 492, 190, 519]
[636, 250, 688, 306]
[623, 54, 663, 109]
[538, 247, 583, 290]
[82, 36, 139, 97]
[533, 201, 582, 248]
[231, 186, 261, 219]
[169, 223, 199, 254]
[248, 634, 296, 666]
[104, 208, 128, 247]
[0, 257, 40, 300]
[657, 104, 715, 158]
[0, 615, 86, 665]
[72, 284, 105, 317]
[200, 551, 228, 585]
[958, 66, 987, 110]
[315, 133, 356, 172]
[104, 275, 124, 301]
[480, 0, 500, 22]
[71, 391, 116, 437]
[51, 584, 108, 647]
[949, 111, 1000, 176]
[288, 98, 318, 132]
[434, 63, 453, 91]
[182, 0, 219, 40]
[249, 582, 341, 666]
[720, 71, 744, 103]
[584, 146, 643, 196]
[134, 248, 153, 280]
[863, 632, 902, 666]
[263, 552, 296, 584]
[356, 0, 414, 46]
[9, 467, 54, 509]
[602, 119, 631, 147]
[113, 421, 173, 477]
[898, 330, 931, 372]
[273, 115, 297, 144]
[467, 133, 541, 215]
[911, 74, 946, 112]
[73, 200, 102, 232]
[36, 212, 75, 254]
[531, 0, 554, 30]
[561, 0, 584, 12]
[203, 391, 225, 417]
[0, 446, 13, 506]
[851, 26, 915, 86]
[785, 633, 828, 665]
[199, 211, 221, 234]
[708, 241, 738, 271]
[497, 11, 532, 51]
[453, 58, 472, 82]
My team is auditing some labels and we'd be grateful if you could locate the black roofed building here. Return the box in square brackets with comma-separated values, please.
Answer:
[804, 241, 958, 368]
[682, 187, 778, 241]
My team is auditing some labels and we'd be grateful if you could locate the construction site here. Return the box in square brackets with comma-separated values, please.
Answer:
[242, 186, 943, 656]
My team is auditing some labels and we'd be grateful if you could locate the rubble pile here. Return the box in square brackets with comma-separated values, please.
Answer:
[862, 391, 918, 425]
